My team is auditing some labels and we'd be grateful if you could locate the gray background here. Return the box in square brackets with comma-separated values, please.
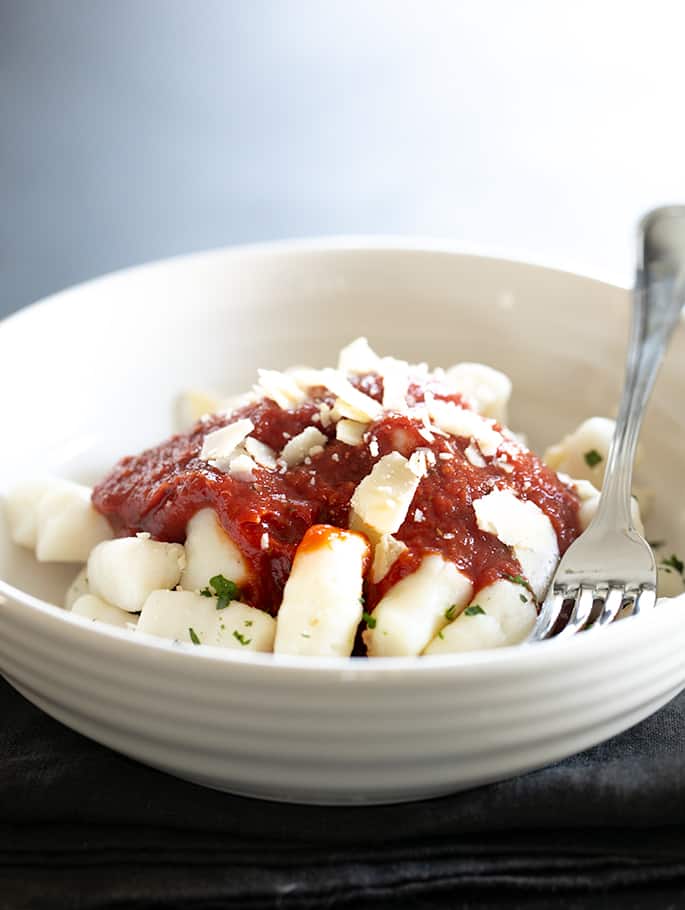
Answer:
[2, 0, 685, 318]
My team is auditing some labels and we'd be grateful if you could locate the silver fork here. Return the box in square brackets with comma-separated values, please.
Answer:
[530, 206, 685, 641]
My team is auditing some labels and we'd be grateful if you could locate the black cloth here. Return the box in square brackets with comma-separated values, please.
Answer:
[2, 676, 685, 910]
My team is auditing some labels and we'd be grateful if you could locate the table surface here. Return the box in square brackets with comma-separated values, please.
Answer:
[2, 0, 685, 318]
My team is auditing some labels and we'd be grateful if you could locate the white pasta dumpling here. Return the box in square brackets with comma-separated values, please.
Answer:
[71, 593, 136, 629]
[137, 590, 275, 651]
[87, 535, 186, 613]
[34, 481, 113, 563]
[565, 476, 645, 535]
[64, 565, 90, 609]
[365, 554, 473, 657]
[180, 508, 250, 592]
[657, 561, 685, 598]
[274, 525, 370, 657]
[424, 579, 536, 654]
[4, 477, 59, 548]
[544, 418, 625, 487]
[444, 362, 512, 424]
[472, 489, 558, 600]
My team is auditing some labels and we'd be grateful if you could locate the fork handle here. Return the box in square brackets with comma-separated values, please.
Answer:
[594, 206, 685, 531]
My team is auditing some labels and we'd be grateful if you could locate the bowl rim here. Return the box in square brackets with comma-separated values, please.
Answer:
[0, 236, 674, 678]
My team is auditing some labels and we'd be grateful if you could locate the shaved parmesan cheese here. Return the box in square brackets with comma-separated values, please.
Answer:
[228, 452, 258, 482]
[336, 419, 367, 446]
[284, 366, 327, 391]
[445, 362, 512, 424]
[200, 419, 254, 463]
[380, 357, 410, 412]
[281, 426, 328, 467]
[337, 337, 381, 374]
[320, 368, 382, 422]
[428, 399, 502, 456]
[371, 533, 408, 583]
[256, 369, 307, 409]
[244, 436, 277, 469]
[464, 443, 486, 467]
[350, 451, 425, 536]
[473, 489, 558, 599]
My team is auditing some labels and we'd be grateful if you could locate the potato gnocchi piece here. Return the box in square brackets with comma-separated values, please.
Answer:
[424, 579, 536, 654]
[543, 417, 645, 488]
[472, 489, 558, 600]
[180, 508, 250, 592]
[564, 476, 645, 535]
[71, 593, 136, 629]
[35, 481, 113, 563]
[274, 525, 369, 657]
[88, 536, 186, 613]
[445, 362, 512, 424]
[64, 565, 90, 609]
[137, 590, 275, 651]
[4, 477, 58, 548]
[657, 563, 685, 598]
[365, 554, 473, 657]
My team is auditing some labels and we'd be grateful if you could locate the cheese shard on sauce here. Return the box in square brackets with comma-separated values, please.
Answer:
[71, 593, 136, 629]
[350, 451, 426, 537]
[274, 525, 370, 657]
[445, 363, 512, 424]
[370, 533, 408, 583]
[200, 419, 254, 463]
[281, 426, 328, 467]
[379, 357, 410, 412]
[244, 436, 277, 470]
[87, 536, 186, 613]
[472, 489, 558, 600]
[424, 579, 536, 654]
[137, 590, 275, 651]
[427, 400, 502, 456]
[336, 419, 367, 446]
[337, 337, 381, 375]
[365, 554, 473, 657]
[256, 369, 307, 409]
[320, 368, 383, 422]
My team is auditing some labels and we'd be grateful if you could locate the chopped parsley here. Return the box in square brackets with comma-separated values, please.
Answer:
[362, 610, 376, 629]
[188, 627, 201, 645]
[244, 620, 253, 627]
[232, 630, 251, 646]
[519, 593, 528, 603]
[301, 631, 311, 639]
[505, 574, 527, 587]
[648, 540, 665, 549]
[201, 574, 241, 609]
[464, 604, 486, 616]
[444, 603, 459, 621]
[662, 554, 684, 575]
[584, 449, 603, 468]
[438, 629, 445, 640]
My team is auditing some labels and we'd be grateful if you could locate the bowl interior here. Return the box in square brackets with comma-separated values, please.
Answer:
[1, 242, 684, 610]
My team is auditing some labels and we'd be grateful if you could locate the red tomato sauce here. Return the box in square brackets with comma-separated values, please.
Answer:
[92, 375, 581, 613]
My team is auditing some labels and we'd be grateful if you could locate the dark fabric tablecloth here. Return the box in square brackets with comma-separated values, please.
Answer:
[3, 676, 685, 910]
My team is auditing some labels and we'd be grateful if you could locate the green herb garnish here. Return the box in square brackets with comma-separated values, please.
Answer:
[444, 603, 459, 621]
[464, 605, 486, 616]
[438, 629, 445, 640]
[232, 630, 251, 646]
[201, 574, 241, 609]
[505, 574, 527, 587]
[362, 611, 376, 629]
[662, 554, 684, 575]
[648, 540, 665, 549]
[519, 593, 527, 603]
[188, 627, 201, 645]
[584, 449, 603, 468]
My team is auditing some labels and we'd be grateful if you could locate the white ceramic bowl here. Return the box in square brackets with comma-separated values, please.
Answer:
[1, 241, 684, 805]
